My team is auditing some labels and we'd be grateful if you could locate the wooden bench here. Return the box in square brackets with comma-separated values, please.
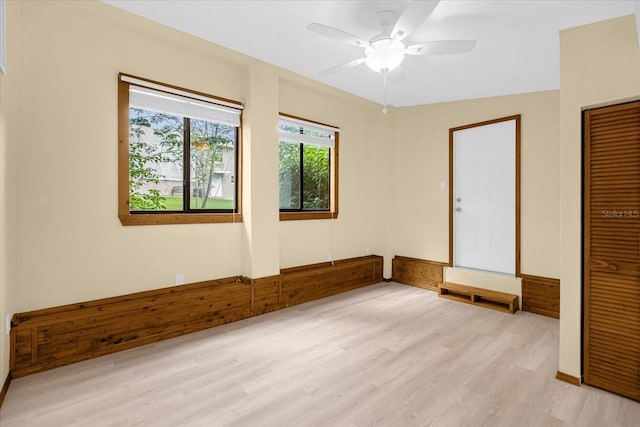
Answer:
[438, 282, 519, 314]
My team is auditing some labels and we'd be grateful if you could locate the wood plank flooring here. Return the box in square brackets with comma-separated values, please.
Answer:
[1, 282, 638, 426]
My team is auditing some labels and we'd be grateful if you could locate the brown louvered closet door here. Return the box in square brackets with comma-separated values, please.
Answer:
[584, 101, 640, 401]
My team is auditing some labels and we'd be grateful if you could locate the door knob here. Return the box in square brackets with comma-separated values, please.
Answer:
[456, 198, 462, 203]
[456, 207, 462, 212]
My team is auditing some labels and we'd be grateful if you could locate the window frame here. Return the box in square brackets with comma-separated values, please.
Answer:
[118, 73, 243, 226]
[278, 113, 339, 221]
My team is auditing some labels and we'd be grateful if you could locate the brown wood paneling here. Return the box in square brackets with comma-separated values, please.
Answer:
[521, 274, 560, 319]
[281, 256, 383, 307]
[10, 256, 382, 378]
[10, 277, 253, 377]
[391, 256, 447, 291]
[243, 275, 282, 315]
[584, 101, 640, 402]
[12, 329, 32, 371]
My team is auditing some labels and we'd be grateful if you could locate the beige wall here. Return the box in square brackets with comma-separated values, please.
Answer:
[390, 90, 561, 279]
[0, 45, 9, 389]
[2, 1, 639, 388]
[278, 77, 390, 269]
[558, 14, 640, 378]
[0, 0, 20, 388]
[242, 62, 281, 278]
[1, 0, 388, 324]
[0, 71, 5, 390]
[9, 2, 244, 313]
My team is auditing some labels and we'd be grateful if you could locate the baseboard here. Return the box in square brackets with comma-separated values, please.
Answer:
[556, 371, 581, 386]
[10, 255, 383, 378]
[0, 373, 11, 410]
[391, 255, 448, 291]
[521, 274, 560, 319]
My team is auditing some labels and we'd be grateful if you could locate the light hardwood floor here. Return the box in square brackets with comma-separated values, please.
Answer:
[1, 282, 638, 426]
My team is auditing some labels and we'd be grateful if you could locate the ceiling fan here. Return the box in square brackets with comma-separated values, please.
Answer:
[308, 0, 476, 111]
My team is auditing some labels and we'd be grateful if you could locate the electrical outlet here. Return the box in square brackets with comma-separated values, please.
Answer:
[326, 252, 333, 262]
[365, 246, 371, 255]
[6, 314, 11, 335]
[176, 273, 184, 285]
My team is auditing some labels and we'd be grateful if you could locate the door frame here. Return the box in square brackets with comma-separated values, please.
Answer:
[448, 114, 521, 277]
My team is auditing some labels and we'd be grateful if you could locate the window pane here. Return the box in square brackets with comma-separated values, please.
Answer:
[302, 144, 330, 210]
[279, 141, 300, 209]
[189, 119, 237, 210]
[129, 108, 184, 211]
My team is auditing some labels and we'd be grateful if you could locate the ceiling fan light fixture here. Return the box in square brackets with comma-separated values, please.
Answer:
[365, 38, 405, 73]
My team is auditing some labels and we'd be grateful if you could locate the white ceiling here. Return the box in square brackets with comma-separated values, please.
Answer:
[104, 0, 638, 107]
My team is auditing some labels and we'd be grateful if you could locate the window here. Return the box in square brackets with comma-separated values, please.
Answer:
[118, 73, 243, 225]
[279, 114, 339, 221]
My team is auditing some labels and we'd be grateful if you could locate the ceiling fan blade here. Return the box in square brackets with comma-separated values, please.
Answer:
[320, 57, 366, 75]
[307, 23, 369, 48]
[406, 40, 477, 55]
[391, 0, 441, 41]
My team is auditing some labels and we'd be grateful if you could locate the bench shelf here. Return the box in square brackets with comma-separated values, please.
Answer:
[438, 282, 519, 314]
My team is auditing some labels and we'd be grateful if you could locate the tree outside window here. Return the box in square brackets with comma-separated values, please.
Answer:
[278, 115, 338, 220]
[128, 111, 237, 212]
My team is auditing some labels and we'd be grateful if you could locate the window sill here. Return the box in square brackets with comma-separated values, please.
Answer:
[279, 211, 338, 221]
[119, 213, 243, 226]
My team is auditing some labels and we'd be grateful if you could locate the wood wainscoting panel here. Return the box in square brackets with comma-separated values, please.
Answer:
[281, 256, 383, 307]
[10, 277, 252, 377]
[10, 256, 383, 378]
[10, 328, 33, 373]
[521, 274, 560, 319]
[391, 256, 448, 291]
[243, 275, 282, 315]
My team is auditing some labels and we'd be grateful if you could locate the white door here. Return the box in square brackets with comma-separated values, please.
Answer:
[453, 119, 516, 275]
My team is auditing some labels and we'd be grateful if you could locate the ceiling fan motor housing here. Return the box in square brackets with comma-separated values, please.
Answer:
[365, 38, 406, 73]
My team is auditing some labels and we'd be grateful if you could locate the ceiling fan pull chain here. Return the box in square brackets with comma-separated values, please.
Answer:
[382, 71, 388, 114]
